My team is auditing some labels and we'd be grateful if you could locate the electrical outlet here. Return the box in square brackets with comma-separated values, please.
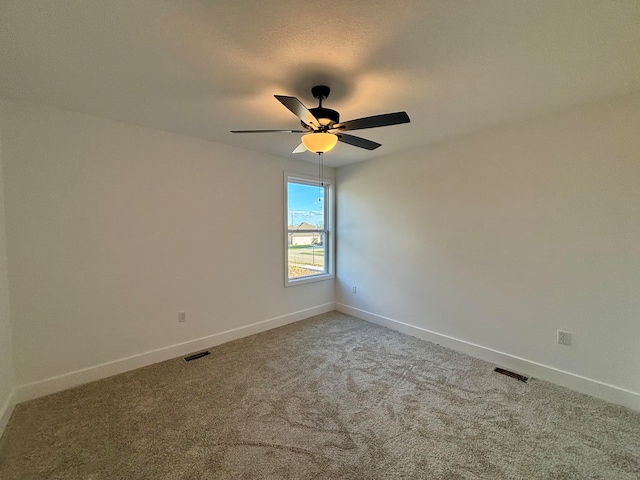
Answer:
[557, 330, 571, 346]
[352, 285, 357, 294]
[178, 312, 186, 323]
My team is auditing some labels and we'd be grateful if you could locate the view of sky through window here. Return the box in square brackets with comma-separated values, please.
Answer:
[287, 182, 324, 228]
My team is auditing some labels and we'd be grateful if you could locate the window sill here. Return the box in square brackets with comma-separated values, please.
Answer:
[285, 272, 334, 287]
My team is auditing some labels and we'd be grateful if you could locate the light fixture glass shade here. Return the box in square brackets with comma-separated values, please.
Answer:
[301, 133, 338, 153]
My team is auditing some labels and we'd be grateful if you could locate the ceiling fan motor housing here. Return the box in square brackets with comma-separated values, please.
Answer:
[301, 85, 339, 128]
[308, 107, 339, 127]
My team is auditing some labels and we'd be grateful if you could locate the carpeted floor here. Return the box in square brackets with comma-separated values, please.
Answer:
[1, 311, 639, 479]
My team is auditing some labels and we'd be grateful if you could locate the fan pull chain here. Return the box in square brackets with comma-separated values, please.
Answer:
[317, 152, 324, 201]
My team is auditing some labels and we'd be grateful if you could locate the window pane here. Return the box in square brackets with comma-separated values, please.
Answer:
[288, 232, 326, 279]
[287, 181, 324, 230]
[287, 180, 327, 281]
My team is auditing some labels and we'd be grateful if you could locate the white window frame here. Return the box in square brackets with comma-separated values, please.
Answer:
[284, 172, 334, 287]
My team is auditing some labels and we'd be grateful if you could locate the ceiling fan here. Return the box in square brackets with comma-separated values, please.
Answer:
[231, 85, 410, 154]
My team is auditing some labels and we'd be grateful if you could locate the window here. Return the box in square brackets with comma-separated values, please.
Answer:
[285, 173, 333, 286]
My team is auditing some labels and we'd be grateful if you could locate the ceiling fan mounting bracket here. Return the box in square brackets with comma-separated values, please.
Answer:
[311, 85, 331, 101]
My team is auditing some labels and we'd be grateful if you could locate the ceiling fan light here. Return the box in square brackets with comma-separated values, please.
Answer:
[301, 133, 338, 153]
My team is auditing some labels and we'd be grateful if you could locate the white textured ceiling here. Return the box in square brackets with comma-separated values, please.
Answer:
[1, 1, 639, 167]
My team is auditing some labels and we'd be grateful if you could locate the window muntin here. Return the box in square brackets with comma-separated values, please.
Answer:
[285, 175, 333, 285]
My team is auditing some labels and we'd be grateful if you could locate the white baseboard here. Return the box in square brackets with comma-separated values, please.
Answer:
[15, 303, 335, 404]
[0, 388, 16, 440]
[337, 303, 640, 412]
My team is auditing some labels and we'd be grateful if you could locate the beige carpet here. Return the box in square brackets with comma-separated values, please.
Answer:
[1, 311, 638, 479]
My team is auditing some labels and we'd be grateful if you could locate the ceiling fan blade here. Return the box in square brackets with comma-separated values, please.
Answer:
[336, 133, 382, 151]
[292, 143, 307, 154]
[230, 129, 307, 133]
[331, 111, 410, 132]
[274, 95, 321, 129]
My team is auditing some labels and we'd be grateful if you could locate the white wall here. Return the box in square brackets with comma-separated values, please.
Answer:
[336, 93, 640, 403]
[0, 101, 15, 434]
[0, 99, 334, 391]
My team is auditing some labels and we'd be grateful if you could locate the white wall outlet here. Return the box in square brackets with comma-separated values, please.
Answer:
[178, 312, 186, 323]
[352, 285, 357, 294]
[557, 330, 571, 346]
